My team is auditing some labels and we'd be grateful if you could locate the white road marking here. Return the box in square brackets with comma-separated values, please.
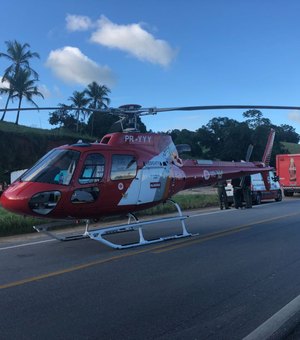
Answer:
[0, 238, 55, 251]
[190, 208, 234, 218]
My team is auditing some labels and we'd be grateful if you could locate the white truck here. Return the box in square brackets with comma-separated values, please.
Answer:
[225, 170, 282, 205]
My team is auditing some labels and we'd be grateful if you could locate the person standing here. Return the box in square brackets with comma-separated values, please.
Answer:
[242, 175, 252, 208]
[217, 180, 229, 210]
[231, 177, 243, 209]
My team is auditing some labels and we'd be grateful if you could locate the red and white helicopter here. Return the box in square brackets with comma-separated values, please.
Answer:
[0, 104, 292, 249]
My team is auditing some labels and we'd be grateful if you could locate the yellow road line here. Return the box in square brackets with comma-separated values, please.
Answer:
[0, 248, 149, 290]
[153, 211, 300, 253]
[153, 226, 251, 253]
[1, 211, 299, 289]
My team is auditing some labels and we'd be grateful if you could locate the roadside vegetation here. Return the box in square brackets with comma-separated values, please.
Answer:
[0, 206, 51, 236]
[0, 193, 219, 237]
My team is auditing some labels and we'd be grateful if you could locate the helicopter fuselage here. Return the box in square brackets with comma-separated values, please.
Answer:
[0, 131, 271, 219]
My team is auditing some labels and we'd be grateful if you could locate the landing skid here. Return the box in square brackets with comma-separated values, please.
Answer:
[33, 200, 195, 249]
[33, 220, 90, 241]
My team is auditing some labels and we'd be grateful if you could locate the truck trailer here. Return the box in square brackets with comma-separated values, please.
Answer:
[276, 154, 300, 196]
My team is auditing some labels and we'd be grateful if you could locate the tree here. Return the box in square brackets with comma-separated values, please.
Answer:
[9, 69, 44, 125]
[85, 82, 111, 109]
[49, 104, 77, 130]
[201, 117, 253, 160]
[84, 82, 111, 136]
[169, 129, 203, 158]
[0, 40, 40, 121]
[243, 109, 271, 129]
[274, 124, 300, 143]
[68, 91, 91, 132]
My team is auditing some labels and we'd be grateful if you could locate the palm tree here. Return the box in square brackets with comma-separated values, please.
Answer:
[68, 91, 91, 132]
[9, 69, 44, 125]
[0, 40, 40, 121]
[85, 82, 111, 136]
[0, 40, 40, 80]
[85, 82, 111, 109]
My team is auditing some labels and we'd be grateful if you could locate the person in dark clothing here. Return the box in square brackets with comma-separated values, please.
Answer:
[217, 180, 229, 210]
[242, 175, 252, 208]
[231, 177, 243, 209]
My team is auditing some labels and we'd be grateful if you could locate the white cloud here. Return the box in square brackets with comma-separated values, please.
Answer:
[46, 46, 116, 87]
[38, 84, 51, 98]
[90, 16, 177, 67]
[0, 78, 9, 102]
[66, 14, 94, 32]
[0, 77, 10, 89]
[288, 111, 300, 123]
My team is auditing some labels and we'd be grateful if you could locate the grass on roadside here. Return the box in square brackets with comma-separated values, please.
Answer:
[0, 207, 52, 237]
[0, 193, 219, 237]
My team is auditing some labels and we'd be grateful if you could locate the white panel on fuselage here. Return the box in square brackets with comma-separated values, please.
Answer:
[118, 151, 170, 206]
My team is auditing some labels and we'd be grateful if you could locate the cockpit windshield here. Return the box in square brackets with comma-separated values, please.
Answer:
[21, 149, 80, 185]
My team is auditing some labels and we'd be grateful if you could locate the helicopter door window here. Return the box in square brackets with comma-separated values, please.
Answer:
[110, 155, 137, 180]
[79, 153, 105, 184]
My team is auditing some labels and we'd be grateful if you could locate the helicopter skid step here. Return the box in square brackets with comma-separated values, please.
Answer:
[33, 220, 90, 242]
[88, 214, 195, 249]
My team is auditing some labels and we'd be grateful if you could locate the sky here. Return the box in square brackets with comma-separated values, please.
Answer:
[1, 0, 300, 134]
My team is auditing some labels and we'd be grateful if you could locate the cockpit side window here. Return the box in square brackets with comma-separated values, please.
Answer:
[79, 153, 105, 184]
[21, 149, 80, 185]
[110, 155, 137, 180]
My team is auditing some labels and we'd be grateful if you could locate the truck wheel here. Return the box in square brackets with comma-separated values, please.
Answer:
[275, 190, 282, 202]
[284, 191, 294, 197]
[256, 193, 262, 205]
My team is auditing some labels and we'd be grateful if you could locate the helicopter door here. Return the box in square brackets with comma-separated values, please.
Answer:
[111, 154, 139, 205]
[71, 153, 105, 204]
[113, 153, 170, 206]
[136, 164, 169, 204]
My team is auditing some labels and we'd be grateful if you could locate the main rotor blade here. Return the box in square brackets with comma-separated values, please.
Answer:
[1, 104, 300, 114]
[0, 107, 68, 112]
[152, 105, 300, 113]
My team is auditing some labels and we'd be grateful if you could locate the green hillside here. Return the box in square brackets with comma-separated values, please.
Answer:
[0, 121, 93, 183]
[281, 142, 300, 154]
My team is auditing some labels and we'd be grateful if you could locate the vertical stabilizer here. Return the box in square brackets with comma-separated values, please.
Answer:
[262, 129, 275, 166]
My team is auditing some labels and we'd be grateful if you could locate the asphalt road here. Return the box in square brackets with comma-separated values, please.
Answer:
[1, 199, 300, 339]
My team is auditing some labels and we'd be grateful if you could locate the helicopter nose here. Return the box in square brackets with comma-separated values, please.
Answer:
[0, 182, 32, 216]
[1, 182, 62, 217]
